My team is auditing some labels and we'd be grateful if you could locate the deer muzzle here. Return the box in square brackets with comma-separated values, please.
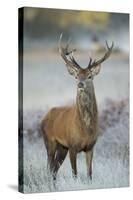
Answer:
[78, 82, 84, 89]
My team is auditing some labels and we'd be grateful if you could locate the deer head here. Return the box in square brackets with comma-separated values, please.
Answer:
[59, 33, 114, 92]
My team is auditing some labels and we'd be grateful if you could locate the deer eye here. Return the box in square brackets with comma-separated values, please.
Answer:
[88, 76, 91, 79]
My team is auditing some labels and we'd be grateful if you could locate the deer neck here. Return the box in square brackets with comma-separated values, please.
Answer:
[76, 80, 98, 134]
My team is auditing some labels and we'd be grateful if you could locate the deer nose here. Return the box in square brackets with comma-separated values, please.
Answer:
[78, 82, 84, 88]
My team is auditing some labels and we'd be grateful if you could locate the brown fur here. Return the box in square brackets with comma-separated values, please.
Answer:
[41, 77, 98, 180]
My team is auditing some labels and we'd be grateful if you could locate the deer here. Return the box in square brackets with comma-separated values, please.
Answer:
[41, 34, 113, 181]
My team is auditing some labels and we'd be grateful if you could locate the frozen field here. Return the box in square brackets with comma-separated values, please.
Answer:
[22, 98, 129, 193]
[21, 50, 129, 193]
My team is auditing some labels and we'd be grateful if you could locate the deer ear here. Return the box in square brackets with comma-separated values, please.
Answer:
[91, 65, 101, 76]
[66, 64, 78, 77]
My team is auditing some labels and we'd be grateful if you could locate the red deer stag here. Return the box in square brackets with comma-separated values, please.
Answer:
[41, 34, 113, 181]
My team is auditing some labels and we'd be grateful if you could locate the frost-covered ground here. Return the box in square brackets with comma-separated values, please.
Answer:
[22, 98, 129, 193]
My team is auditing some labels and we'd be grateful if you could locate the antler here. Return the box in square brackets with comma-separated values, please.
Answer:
[87, 41, 114, 70]
[59, 33, 81, 70]
[59, 34, 114, 71]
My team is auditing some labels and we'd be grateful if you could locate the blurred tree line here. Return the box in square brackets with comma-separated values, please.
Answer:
[22, 7, 129, 39]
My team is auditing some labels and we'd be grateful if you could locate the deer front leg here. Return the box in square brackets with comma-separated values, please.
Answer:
[47, 141, 57, 174]
[69, 149, 77, 178]
[85, 150, 93, 180]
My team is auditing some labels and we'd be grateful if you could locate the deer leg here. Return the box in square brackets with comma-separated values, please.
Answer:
[85, 150, 93, 180]
[47, 141, 57, 173]
[52, 144, 68, 181]
[69, 149, 77, 178]
[42, 132, 55, 171]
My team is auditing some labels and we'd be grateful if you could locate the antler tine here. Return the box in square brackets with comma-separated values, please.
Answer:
[58, 33, 63, 54]
[88, 57, 92, 68]
[58, 33, 81, 69]
[106, 40, 114, 50]
[65, 37, 71, 54]
[88, 41, 114, 69]
[59, 33, 72, 66]
[66, 38, 77, 55]
[69, 53, 80, 67]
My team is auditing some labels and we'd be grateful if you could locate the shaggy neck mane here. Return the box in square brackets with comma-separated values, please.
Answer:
[76, 81, 98, 134]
